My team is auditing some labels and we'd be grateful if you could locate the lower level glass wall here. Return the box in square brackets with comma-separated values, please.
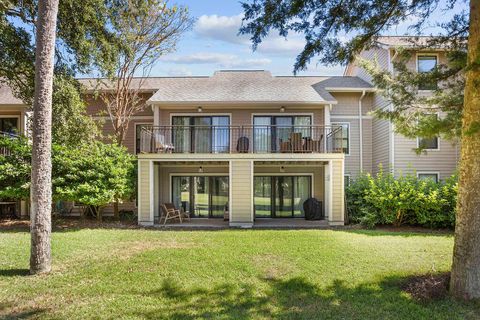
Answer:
[254, 176, 312, 218]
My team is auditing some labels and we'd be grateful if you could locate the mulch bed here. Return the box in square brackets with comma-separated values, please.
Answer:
[401, 272, 451, 301]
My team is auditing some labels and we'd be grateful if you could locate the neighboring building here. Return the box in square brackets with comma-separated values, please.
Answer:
[0, 36, 460, 226]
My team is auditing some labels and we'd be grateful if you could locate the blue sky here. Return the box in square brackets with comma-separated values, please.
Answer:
[149, 0, 468, 77]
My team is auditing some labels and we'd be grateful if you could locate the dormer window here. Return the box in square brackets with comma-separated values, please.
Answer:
[417, 55, 438, 90]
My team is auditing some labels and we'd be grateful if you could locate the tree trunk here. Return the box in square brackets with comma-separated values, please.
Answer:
[450, 0, 480, 299]
[29, 0, 59, 275]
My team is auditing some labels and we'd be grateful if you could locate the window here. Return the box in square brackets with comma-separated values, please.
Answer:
[253, 115, 312, 152]
[418, 173, 439, 183]
[135, 124, 151, 154]
[0, 117, 18, 134]
[417, 55, 438, 90]
[172, 116, 230, 153]
[417, 114, 439, 150]
[331, 122, 349, 154]
[344, 175, 351, 187]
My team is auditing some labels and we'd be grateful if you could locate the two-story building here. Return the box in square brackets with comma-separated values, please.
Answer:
[0, 36, 460, 226]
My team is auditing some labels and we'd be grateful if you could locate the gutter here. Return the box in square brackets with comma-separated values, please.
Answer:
[358, 90, 366, 172]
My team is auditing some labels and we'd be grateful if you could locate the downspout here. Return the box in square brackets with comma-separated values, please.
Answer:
[358, 90, 366, 172]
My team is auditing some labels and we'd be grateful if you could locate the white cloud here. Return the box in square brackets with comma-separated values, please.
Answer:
[194, 14, 306, 55]
[167, 66, 192, 76]
[162, 52, 271, 69]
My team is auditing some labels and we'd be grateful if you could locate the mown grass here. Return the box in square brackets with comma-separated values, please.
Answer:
[1, 227, 479, 319]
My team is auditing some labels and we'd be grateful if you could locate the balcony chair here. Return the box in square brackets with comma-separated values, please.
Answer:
[154, 132, 175, 153]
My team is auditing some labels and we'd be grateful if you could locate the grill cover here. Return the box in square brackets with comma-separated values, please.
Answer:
[303, 198, 323, 220]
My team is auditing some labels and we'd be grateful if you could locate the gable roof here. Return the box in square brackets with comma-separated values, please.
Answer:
[146, 71, 372, 105]
[0, 83, 25, 105]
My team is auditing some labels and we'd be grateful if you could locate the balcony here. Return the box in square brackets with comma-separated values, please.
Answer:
[139, 125, 344, 154]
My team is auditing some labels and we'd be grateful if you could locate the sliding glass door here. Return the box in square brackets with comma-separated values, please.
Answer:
[171, 176, 229, 218]
[254, 176, 312, 218]
[253, 116, 312, 152]
[172, 116, 230, 153]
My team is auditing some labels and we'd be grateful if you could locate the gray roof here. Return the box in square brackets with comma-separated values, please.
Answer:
[0, 83, 24, 105]
[375, 36, 447, 48]
[146, 71, 372, 105]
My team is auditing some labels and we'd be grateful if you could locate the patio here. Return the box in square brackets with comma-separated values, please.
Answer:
[154, 218, 329, 229]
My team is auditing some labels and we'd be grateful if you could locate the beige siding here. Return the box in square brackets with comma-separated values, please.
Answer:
[330, 159, 344, 224]
[330, 92, 373, 116]
[372, 95, 391, 174]
[230, 160, 253, 224]
[345, 46, 389, 84]
[394, 134, 459, 179]
[138, 160, 152, 224]
[158, 107, 325, 127]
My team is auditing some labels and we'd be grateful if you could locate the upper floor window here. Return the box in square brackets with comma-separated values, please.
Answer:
[331, 122, 350, 154]
[417, 55, 438, 90]
[417, 114, 439, 150]
[0, 117, 18, 134]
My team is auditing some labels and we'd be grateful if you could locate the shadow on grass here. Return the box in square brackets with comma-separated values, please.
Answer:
[339, 228, 454, 238]
[0, 268, 30, 277]
[130, 275, 480, 320]
[0, 302, 46, 319]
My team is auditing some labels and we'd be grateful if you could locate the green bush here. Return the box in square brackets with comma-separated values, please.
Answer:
[346, 168, 457, 229]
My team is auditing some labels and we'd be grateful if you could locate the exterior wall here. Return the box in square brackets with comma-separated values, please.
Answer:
[393, 134, 459, 179]
[330, 159, 345, 224]
[330, 92, 373, 177]
[138, 160, 153, 225]
[230, 160, 254, 227]
[158, 106, 325, 127]
[345, 46, 389, 83]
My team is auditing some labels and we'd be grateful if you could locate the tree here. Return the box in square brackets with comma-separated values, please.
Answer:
[30, 0, 59, 275]
[240, 0, 480, 299]
[98, 0, 192, 146]
[0, 136, 136, 221]
[0, 0, 121, 146]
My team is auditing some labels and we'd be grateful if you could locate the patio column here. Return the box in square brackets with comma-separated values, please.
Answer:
[329, 159, 345, 225]
[138, 160, 154, 226]
[153, 105, 160, 126]
[229, 160, 254, 228]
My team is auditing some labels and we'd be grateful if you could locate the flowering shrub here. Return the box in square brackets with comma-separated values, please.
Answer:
[346, 168, 457, 228]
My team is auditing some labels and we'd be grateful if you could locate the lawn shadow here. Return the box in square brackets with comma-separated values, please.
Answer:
[0, 302, 46, 319]
[130, 274, 480, 320]
[0, 268, 30, 277]
[340, 228, 454, 238]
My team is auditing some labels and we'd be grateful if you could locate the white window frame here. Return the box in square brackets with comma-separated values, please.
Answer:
[0, 115, 21, 133]
[416, 53, 439, 92]
[417, 172, 440, 183]
[331, 122, 350, 156]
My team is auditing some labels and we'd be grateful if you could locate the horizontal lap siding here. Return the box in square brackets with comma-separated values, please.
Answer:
[231, 161, 253, 223]
[138, 160, 151, 223]
[394, 134, 459, 179]
[372, 95, 391, 174]
[331, 160, 344, 223]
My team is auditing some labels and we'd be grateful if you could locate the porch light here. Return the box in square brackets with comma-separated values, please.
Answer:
[280, 166, 285, 173]
[280, 106, 285, 113]
[198, 166, 203, 173]
[197, 106, 203, 113]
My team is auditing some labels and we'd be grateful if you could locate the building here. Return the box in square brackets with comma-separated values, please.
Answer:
[0, 36, 459, 226]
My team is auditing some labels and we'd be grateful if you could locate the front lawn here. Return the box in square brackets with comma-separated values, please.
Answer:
[1, 224, 478, 319]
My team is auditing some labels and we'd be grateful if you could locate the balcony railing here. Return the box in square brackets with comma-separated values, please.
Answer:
[140, 125, 345, 154]
[0, 132, 19, 156]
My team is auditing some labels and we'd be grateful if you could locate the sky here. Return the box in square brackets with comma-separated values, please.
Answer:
[142, 0, 468, 77]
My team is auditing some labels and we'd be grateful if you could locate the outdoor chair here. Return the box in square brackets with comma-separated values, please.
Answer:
[154, 132, 175, 153]
[161, 203, 190, 225]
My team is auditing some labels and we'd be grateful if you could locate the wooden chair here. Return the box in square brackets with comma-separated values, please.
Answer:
[160, 203, 182, 225]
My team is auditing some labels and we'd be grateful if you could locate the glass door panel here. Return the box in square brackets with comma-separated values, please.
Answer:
[211, 176, 229, 217]
[172, 176, 191, 213]
[253, 117, 272, 153]
[0, 118, 18, 134]
[275, 117, 293, 151]
[193, 176, 209, 217]
[293, 176, 311, 217]
[275, 176, 293, 217]
[193, 117, 212, 153]
[254, 177, 272, 217]
[212, 117, 230, 153]
[172, 117, 191, 153]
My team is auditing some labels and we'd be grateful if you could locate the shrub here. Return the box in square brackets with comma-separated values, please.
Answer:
[346, 168, 457, 229]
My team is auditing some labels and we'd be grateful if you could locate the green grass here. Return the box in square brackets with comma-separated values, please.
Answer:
[1, 227, 479, 319]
